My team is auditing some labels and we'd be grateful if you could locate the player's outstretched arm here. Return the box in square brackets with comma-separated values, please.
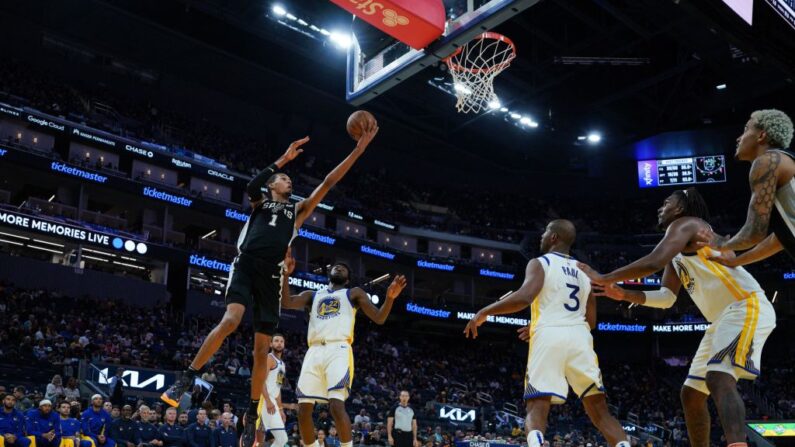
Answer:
[295, 125, 378, 227]
[592, 262, 682, 309]
[464, 259, 544, 339]
[711, 151, 781, 251]
[246, 137, 309, 207]
[350, 275, 407, 325]
[710, 233, 783, 267]
[279, 250, 313, 310]
[577, 218, 699, 286]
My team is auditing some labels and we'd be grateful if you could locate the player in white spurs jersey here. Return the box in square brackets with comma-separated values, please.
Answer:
[256, 334, 288, 447]
[700, 110, 795, 260]
[464, 220, 630, 447]
[579, 188, 777, 447]
[281, 253, 407, 447]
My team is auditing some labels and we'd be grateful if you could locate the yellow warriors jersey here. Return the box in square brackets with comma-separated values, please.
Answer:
[307, 287, 357, 345]
[531, 252, 592, 330]
[672, 248, 766, 322]
[265, 352, 285, 400]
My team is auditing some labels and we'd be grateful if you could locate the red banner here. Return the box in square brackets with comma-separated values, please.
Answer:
[329, 0, 445, 49]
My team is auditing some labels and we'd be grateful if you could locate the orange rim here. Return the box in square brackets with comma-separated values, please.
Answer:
[443, 32, 516, 75]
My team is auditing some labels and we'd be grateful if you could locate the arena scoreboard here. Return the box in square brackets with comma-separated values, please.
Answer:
[637, 155, 726, 188]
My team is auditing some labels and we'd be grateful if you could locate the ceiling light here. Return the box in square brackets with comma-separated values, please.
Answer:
[577, 136, 587, 141]
[510, 113, 521, 120]
[285, 13, 298, 21]
[329, 32, 352, 49]
[488, 99, 501, 109]
[528, 121, 539, 128]
[453, 84, 472, 95]
[587, 133, 602, 143]
[272, 5, 287, 16]
[716, 83, 727, 90]
[520, 117, 532, 125]
[500, 107, 508, 112]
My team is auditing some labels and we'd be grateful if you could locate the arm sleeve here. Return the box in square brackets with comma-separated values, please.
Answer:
[246, 164, 278, 201]
[642, 287, 677, 309]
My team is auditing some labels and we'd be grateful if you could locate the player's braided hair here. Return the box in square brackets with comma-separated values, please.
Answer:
[672, 187, 710, 221]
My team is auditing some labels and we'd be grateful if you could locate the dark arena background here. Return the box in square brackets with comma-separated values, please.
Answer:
[0, 1, 794, 447]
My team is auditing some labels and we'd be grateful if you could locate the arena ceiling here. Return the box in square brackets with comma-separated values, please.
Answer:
[3, 0, 795, 173]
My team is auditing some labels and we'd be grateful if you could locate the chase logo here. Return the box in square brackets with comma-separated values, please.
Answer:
[675, 259, 695, 294]
[317, 297, 341, 319]
[0, 148, 7, 157]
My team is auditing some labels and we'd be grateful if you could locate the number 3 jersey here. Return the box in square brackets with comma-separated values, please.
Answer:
[531, 252, 592, 330]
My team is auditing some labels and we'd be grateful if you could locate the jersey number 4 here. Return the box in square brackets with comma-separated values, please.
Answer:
[564, 283, 580, 311]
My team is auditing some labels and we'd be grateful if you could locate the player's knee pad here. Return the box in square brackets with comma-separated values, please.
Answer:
[271, 430, 288, 447]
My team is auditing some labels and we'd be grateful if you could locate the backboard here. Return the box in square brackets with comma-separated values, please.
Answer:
[346, 0, 539, 105]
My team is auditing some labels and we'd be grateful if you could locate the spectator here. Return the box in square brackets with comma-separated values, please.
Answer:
[137, 406, 163, 447]
[200, 370, 216, 384]
[0, 394, 31, 447]
[12, 387, 32, 412]
[317, 410, 333, 434]
[159, 408, 185, 447]
[111, 407, 122, 421]
[63, 378, 80, 402]
[44, 376, 65, 401]
[109, 369, 126, 407]
[177, 414, 189, 430]
[326, 426, 341, 447]
[25, 399, 61, 447]
[212, 413, 235, 447]
[110, 405, 138, 447]
[221, 404, 237, 426]
[318, 429, 328, 447]
[186, 409, 214, 447]
[104, 402, 114, 414]
[354, 409, 370, 426]
[82, 394, 116, 447]
[236, 363, 251, 378]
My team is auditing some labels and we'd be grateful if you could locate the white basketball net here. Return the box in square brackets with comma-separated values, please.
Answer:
[444, 33, 516, 114]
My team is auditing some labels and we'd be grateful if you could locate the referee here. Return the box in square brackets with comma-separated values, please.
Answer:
[387, 390, 418, 447]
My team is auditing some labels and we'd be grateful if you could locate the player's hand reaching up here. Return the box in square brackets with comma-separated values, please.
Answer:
[516, 325, 530, 342]
[354, 124, 379, 153]
[463, 311, 488, 339]
[282, 136, 309, 163]
[386, 275, 407, 300]
[576, 262, 609, 286]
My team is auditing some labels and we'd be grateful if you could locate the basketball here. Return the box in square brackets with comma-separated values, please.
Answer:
[346, 110, 376, 141]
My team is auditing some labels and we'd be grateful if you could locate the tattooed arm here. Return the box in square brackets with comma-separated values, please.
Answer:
[712, 151, 781, 251]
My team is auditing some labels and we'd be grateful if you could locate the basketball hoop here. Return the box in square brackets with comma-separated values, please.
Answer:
[443, 32, 516, 113]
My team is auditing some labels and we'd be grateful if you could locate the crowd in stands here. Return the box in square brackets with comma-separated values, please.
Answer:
[0, 58, 762, 247]
[3, 281, 794, 447]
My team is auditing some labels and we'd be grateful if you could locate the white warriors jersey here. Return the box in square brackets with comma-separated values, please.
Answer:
[672, 248, 765, 322]
[530, 252, 592, 330]
[307, 287, 357, 345]
[265, 353, 286, 400]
